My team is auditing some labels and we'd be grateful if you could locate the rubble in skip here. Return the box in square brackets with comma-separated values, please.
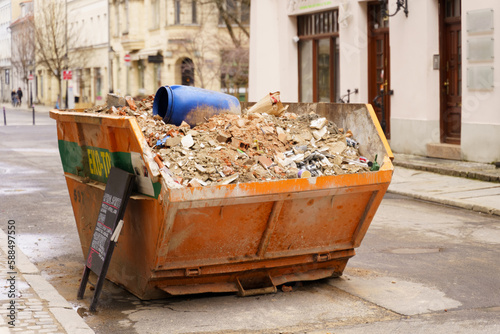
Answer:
[83, 94, 377, 189]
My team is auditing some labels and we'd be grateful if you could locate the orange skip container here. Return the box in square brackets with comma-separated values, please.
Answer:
[50, 103, 393, 299]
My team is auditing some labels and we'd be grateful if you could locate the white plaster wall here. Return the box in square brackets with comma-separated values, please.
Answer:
[391, 118, 439, 155]
[248, 0, 299, 102]
[389, 0, 441, 153]
[462, 123, 500, 162]
[462, 0, 500, 125]
[338, 0, 368, 103]
[461, 0, 500, 162]
[389, 0, 440, 121]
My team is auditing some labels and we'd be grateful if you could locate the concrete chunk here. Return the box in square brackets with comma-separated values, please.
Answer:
[106, 93, 126, 107]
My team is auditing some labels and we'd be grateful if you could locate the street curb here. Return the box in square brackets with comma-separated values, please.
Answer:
[393, 161, 500, 183]
[387, 189, 500, 217]
[0, 229, 95, 334]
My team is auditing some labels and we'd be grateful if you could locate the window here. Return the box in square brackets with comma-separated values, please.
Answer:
[138, 60, 145, 92]
[175, 0, 181, 25]
[240, 1, 250, 25]
[95, 68, 102, 100]
[114, 4, 119, 37]
[124, 0, 130, 34]
[40, 72, 43, 98]
[5, 69, 9, 85]
[151, 0, 160, 29]
[445, 0, 461, 18]
[192, 1, 197, 24]
[298, 10, 339, 102]
[154, 63, 162, 89]
[165, 0, 168, 26]
[299, 40, 313, 102]
[181, 58, 194, 86]
[219, 0, 250, 26]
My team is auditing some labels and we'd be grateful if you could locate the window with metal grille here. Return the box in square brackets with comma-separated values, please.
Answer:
[298, 10, 339, 37]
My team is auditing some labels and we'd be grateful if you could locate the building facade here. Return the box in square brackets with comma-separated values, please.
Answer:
[249, 0, 500, 163]
[109, 0, 249, 100]
[10, 1, 35, 107]
[35, 0, 110, 108]
[0, 0, 12, 103]
[32, 0, 249, 107]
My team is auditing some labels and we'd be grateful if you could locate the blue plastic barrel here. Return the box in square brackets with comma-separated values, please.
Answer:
[152, 85, 241, 127]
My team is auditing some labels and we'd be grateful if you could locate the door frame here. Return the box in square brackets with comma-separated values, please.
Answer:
[439, 0, 462, 144]
[367, 1, 391, 138]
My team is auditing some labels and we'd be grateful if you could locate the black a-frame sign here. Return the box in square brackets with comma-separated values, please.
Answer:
[77, 167, 134, 311]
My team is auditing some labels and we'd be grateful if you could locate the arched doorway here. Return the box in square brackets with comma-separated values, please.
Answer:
[181, 58, 194, 86]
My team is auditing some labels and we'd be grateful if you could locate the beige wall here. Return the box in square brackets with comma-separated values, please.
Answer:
[338, 1, 368, 103]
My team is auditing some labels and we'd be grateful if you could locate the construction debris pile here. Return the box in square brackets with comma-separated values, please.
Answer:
[84, 94, 379, 188]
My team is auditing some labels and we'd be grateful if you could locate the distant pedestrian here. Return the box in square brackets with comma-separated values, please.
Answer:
[11, 90, 18, 107]
[17, 87, 23, 107]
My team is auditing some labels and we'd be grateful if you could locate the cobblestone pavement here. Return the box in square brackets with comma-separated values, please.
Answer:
[0, 229, 94, 334]
[0, 247, 64, 334]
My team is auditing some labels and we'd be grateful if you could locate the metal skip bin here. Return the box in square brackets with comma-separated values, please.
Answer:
[50, 102, 394, 300]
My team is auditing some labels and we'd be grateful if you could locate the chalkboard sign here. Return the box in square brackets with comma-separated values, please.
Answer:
[77, 167, 134, 311]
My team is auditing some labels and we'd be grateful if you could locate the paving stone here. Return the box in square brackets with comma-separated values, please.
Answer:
[27, 325, 42, 329]
[28, 306, 44, 311]
[37, 319, 56, 325]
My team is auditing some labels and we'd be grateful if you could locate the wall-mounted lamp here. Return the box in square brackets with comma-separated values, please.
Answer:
[380, 0, 409, 18]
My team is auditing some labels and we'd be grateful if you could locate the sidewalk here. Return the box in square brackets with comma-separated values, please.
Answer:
[0, 229, 94, 334]
[389, 153, 500, 217]
[1, 104, 54, 127]
[1, 104, 54, 113]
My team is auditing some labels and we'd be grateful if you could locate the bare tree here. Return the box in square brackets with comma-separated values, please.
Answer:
[10, 14, 35, 107]
[198, 0, 250, 47]
[220, 46, 248, 97]
[176, 32, 223, 89]
[33, 0, 85, 107]
[177, 0, 249, 95]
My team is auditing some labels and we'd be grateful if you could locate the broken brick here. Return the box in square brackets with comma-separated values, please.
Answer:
[258, 156, 274, 169]
[230, 138, 250, 150]
[217, 131, 232, 143]
[81, 93, 372, 189]
[276, 127, 287, 143]
[125, 96, 137, 111]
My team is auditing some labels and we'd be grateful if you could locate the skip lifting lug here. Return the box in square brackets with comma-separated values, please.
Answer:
[185, 268, 201, 276]
[315, 253, 330, 262]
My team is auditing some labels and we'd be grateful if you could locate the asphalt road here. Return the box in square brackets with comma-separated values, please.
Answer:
[1, 108, 499, 333]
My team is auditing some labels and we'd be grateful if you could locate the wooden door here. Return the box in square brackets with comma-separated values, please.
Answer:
[440, 0, 462, 144]
[368, 2, 391, 138]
